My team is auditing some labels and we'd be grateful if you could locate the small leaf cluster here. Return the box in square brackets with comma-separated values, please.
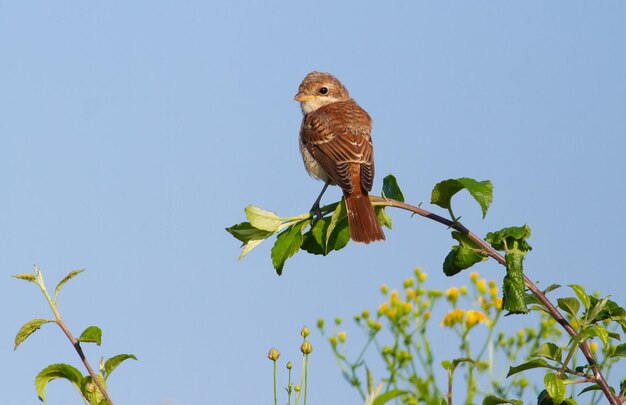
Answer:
[508, 284, 626, 404]
[13, 266, 136, 404]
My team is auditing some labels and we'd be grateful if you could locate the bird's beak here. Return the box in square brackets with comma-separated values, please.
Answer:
[294, 92, 313, 102]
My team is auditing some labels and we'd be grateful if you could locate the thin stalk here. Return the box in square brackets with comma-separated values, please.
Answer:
[36, 271, 113, 405]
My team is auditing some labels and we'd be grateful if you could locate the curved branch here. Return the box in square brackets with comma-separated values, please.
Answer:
[370, 196, 620, 405]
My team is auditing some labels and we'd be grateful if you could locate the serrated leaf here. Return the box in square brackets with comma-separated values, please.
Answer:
[103, 354, 137, 380]
[381, 174, 405, 202]
[482, 395, 523, 405]
[544, 372, 566, 404]
[226, 222, 273, 243]
[244, 205, 283, 232]
[14, 319, 54, 350]
[502, 252, 528, 314]
[485, 225, 532, 253]
[535, 343, 562, 363]
[13, 272, 37, 282]
[568, 284, 590, 309]
[375, 206, 392, 230]
[271, 221, 308, 275]
[372, 389, 409, 405]
[507, 359, 549, 377]
[431, 178, 493, 218]
[78, 326, 102, 346]
[35, 363, 84, 402]
[585, 296, 625, 323]
[557, 297, 580, 319]
[443, 231, 488, 276]
[54, 269, 85, 303]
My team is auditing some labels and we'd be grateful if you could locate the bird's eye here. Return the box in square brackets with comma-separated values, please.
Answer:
[318, 87, 329, 95]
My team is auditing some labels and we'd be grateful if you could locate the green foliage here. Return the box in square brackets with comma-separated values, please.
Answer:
[381, 174, 405, 202]
[14, 266, 136, 404]
[14, 319, 54, 350]
[431, 177, 493, 219]
[443, 231, 488, 276]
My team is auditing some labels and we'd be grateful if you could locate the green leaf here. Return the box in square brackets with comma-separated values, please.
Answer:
[569, 284, 591, 309]
[507, 359, 549, 377]
[301, 218, 327, 255]
[611, 342, 626, 358]
[584, 296, 625, 323]
[54, 268, 85, 303]
[502, 252, 528, 314]
[244, 205, 283, 232]
[579, 325, 609, 346]
[544, 372, 566, 404]
[535, 342, 562, 363]
[372, 389, 409, 405]
[543, 284, 561, 295]
[482, 395, 523, 405]
[14, 319, 54, 350]
[577, 384, 602, 396]
[557, 297, 580, 319]
[13, 272, 37, 282]
[375, 206, 393, 230]
[35, 363, 84, 402]
[103, 354, 137, 380]
[381, 174, 405, 202]
[431, 178, 493, 218]
[326, 200, 347, 247]
[271, 221, 308, 275]
[443, 231, 488, 276]
[485, 225, 532, 253]
[78, 326, 102, 346]
[226, 222, 273, 243]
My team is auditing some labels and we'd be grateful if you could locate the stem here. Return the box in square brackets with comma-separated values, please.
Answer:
[36, 272, 113, 405]
[303, 354, 309, 405]
[273, 360, 277, 405]
[370, 196, 621, 405]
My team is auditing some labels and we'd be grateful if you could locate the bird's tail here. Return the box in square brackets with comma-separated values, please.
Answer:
[344, 191, 386, 244]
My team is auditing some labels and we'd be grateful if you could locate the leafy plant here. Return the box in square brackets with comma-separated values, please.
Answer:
[13, 266, 136, 404]
[230, 175, 626, 404]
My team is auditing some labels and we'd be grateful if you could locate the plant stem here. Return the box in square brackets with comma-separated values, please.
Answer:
[273, 360, 277, 405]
[370, 196, 621, 405]
[36, 271, 113, 405]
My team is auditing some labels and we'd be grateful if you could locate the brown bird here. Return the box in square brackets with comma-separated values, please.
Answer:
[294, 71, 385, 243]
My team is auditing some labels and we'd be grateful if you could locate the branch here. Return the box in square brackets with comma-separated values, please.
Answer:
[370, 196, 621, 405]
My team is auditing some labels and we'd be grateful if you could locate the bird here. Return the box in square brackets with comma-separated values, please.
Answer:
[294, 71, 385, 244]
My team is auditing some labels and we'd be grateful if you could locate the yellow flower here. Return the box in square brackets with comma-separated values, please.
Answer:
[404, 278, 415, 289]
[589, 341, 598, 354]
[494, 298, 503, 310]
[373, 321, 382, 331]
[489, 280, 497, 288]
[465, 310, 486, 328]
[441, 308, 465, 327]
[406, 288, 416, 300]
[387, 308, 398, 320]
[424, 311, 432, 321]
[362, 310, 370, 319]
[490, 287, 499, 298]
[445, 287, 460, 303]
[459, 286, 468, 296]
[338, 331, 347, 343]
[404, 302, 413, 313]
[390, 289, 400, 304]
[378, 303, 389, 316]
[418, 272, 428, 283]
[380, 284, 388, 295]
[301, 326, 310, 338]
[330, 336, 337, 347]
[414, 267, 423, 278]
[470, 272, 479, 283]
[301, 341, 313, 354]
[477, 279, 488, 295]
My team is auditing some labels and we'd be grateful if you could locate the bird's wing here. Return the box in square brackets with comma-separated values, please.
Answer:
[301, 100, 375, 194]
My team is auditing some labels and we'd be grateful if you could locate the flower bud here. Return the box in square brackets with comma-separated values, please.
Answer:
[301, 341, 313, 354]
[301, 326, 310, 338]
[267, 347, 280, 361]
[286, 361, 293, 370]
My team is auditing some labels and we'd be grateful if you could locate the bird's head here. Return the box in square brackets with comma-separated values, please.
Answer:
[294, 71, 350, 114]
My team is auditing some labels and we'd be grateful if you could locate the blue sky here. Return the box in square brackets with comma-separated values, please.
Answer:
[1, 2, 625, 404]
